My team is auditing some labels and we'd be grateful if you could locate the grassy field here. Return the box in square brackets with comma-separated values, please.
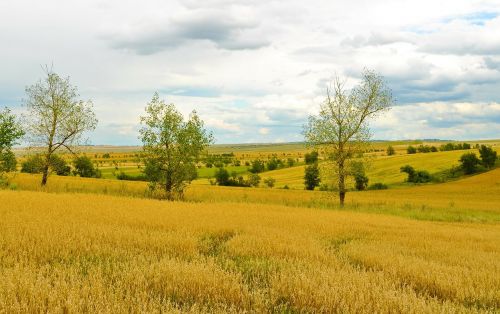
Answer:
[4, 141, 500, 312]
[1, 189, 499, 312]
[7, 167, 500, 223]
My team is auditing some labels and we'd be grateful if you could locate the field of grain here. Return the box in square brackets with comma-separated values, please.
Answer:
[1, 189, 499, 312]
[8, 167, 500, 223]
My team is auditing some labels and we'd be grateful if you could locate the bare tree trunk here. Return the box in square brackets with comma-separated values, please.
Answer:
[41, 164, 49, 186]
[338, 173, 345, 207]
[338, 157, 346, 207]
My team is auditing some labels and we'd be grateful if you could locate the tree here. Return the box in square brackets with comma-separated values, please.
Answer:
[407, 146, 417, 154]
[304, 70, 393, 206]
[459, 152, 480, 174]
[139, 92, 213, 200]
[73, 155, 100, 178]
[304, 151, 319, 164]
[0, 108, 24, 174]
[249, 159, 265, 173]
[386, 145, 395, 156]
[263, 177, 276, 188]
[24, 68, 97, 186]
[479, 145, 497, 169]
[351, 161, 369, 190]
[304, 162, 321, 190]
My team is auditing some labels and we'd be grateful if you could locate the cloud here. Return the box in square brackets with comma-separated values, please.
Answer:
[105, 8, 269, 54]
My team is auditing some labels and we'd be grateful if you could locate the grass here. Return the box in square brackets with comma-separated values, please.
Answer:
[7, 168, 500, 223]
[0, 189, 498, 312]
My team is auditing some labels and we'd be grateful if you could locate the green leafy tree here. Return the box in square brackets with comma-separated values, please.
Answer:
[0, 108, 24, 174]
[304, 151, 319, 164]
[249, 159, 265, 173]
[459, 152, 480, 174]
[304, 70, 393, 206]
[24, 68, 97, 186]
[304, 162, 321, 190]
[139, 92, 213, 200]
[479, 145, 497, 169]
[73, 155, 100, 178]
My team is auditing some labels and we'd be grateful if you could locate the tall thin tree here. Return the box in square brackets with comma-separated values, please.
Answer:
[24, 68, 97, 185]
[304, 70, 393, 206]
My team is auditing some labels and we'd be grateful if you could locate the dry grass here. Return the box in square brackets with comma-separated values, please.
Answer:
[1, 190, 499, 312]
[8, 168, 500, 222]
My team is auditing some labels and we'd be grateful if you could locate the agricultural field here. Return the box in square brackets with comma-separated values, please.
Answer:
[3, 141, 500, 312]
[1, 187, 499, 312]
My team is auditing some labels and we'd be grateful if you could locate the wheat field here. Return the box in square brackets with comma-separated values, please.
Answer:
[1, 189, 499, 313]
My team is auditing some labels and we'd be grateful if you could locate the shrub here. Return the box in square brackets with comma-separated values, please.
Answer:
[400, 165, 432, 183]
[21, 154, 44, 173]
[351, 161, 368, 191]
[304, 151, 319, 164]
[407, 146, 417, 154]
[263, 177, 276, 188]
[266, 158, 279, 171]
[368, 182, 388, 190]
[304, 163, 320, 190]
[287, 158, 295, 167]
[386, 146, 395, 156]
[22, 154, 71, 176]
[459, 152, 480, 174]
[249, 159, 265, 173]
[73, 156, 101, 178]
[50, 155, 71, 176]
[479, 145, 497, 169]
[116, 172, 147, 181]
[247, 174, 261, 187]
[354, 173, 369, 191]
[0, 150, 17, 172]
[214, 168, 230, 186]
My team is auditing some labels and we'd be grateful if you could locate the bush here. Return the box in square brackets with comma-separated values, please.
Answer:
[21, 154, 70, 176]
[304, 151, 319, 164]
[304, 163, 320, 190]
[400, 165, 432, 183]
[459, 152, 480, 174]
[50, 155, 71, 176]
[386, 146, 395, 156]
[266, 158, 279, 171]
[407, 146, 417, 154]
[0, 150, 17, 172]
[21, 154, 44, 173]
[263, 177, 276, 188]
[287, 158, 295, 167]
[247, 174, 261, 187]
[479, 145, 497, 169]
[215, 168, 260, 187]
[249, 159, 265, 173]
[354, 173, 369, 191]
[116, 172, 148, 181]
[351, 161, 368, 191]
[73, 156, 101, 178]
[368, 182, 388, 190]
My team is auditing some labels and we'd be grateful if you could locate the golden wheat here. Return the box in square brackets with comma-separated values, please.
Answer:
[0, 190, 499, 312]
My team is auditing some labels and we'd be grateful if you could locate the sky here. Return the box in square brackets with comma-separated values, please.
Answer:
[1, 0, 500, 145]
